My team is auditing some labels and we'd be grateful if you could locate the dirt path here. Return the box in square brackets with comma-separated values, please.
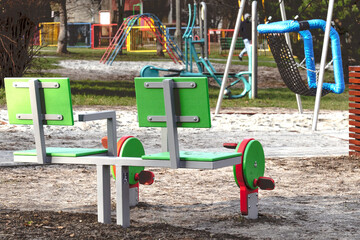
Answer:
[1, 155, 359, 239]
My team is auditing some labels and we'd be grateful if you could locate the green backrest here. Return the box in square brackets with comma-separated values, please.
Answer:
[134, 77, 211, 128]
[5, 78, 74, 126]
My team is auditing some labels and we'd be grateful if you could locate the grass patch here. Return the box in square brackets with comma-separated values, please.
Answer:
[68, 79, 349, 111]
[0, 79, 348, 111]
[208, 86, 349, 110]
[70, 80, 136, 106]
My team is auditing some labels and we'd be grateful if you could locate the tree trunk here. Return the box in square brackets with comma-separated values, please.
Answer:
[174, 0, 182, 50]
[156, 40, 165, 56]
[57, 0, 68, 54]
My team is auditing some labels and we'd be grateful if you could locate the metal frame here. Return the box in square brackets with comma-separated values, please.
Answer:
[215, 0, 247, 114]
[312, 0, 335, 130]
[279, 0, 303, 114]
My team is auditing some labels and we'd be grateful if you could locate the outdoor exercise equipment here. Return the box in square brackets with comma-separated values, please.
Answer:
[5, 77, 117, 224]
[225, 139, 275, 218]
[140, 2, 253, 99]
[5, 76, 274, 227]
[257, 20, 344, 96]
[101, 136, 154, 206]
[100, 14, 183, 65]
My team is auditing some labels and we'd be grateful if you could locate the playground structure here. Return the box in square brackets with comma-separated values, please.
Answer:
[100, 14, 183, 65]
[5, 76, 274, 227]
[39, 22, 60, 46]
[140, 2, 254, 99]
[37, 22, 92, 48]
[67, 22, 92, 48]
[91, 24, 118, 49]
[125, 26, 165, 53]
[214, 0, 343, 131]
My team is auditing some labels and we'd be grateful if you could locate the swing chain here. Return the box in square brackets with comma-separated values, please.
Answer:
[296, 58, 334, 84]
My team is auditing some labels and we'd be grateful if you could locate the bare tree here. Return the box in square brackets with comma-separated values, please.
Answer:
[0, 0, 50, 87]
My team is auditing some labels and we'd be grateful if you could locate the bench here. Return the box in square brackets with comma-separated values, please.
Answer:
[219, 37, 245, 54]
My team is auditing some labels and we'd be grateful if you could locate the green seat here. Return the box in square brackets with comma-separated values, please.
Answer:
[5, 77, 117, 225]
[142, 151, 241, 162]
[134, 77, 242, 169]
[5, 77, 116, 164]
[14, 147, 107, 157]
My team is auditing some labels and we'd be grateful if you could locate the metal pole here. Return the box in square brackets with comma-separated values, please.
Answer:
[200, 2, 208, 59]
[279, 0, 303, 114]
[312, 0, 335, 131]
[251, 1, 258, 99]
[215, 0, 246, 115]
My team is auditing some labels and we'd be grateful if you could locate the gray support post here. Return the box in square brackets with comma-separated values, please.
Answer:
[97, 165, 112, 224]
[97, 112, 116, 224]
[247, 192, 259, 219]
[279, 0, 303, 114]
[116, 165, 130, 227]
[28, 79, 47, 164]
[251, 1, 258, 99]
[162, 79, 180, 169]
[312, 0, 335, 131]
[106, 112, 117, 157]
[215, 0, 246, 115]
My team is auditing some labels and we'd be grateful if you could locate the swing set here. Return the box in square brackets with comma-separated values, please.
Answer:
[216, 0, 344, 131]
[257, 0, 345, 130]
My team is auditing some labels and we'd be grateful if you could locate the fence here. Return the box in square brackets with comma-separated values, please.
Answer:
[349, 66, 360, 157]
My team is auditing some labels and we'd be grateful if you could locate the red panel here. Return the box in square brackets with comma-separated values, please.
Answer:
[349, 109, 360, 114]
[349, 91, 360, 96]
[349, 127, 360, 134]
[349, 85, 360, 90]
[349, 79, 360, 84]
[349, 145, 360, 152]
[349, 103, 360, 109]
[349, 121, 360, 127]
[349, 66, 360, 71]
[349, 115, 360, 121]
[349, 72, 360, 78]
[349, 97, 360, 103]
[349, 139, 360, 145]
[349, 133, 360, 139]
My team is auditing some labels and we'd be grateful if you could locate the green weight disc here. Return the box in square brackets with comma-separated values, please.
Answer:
[242, 140, 265, 190]
[119, 137, 145, 185]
